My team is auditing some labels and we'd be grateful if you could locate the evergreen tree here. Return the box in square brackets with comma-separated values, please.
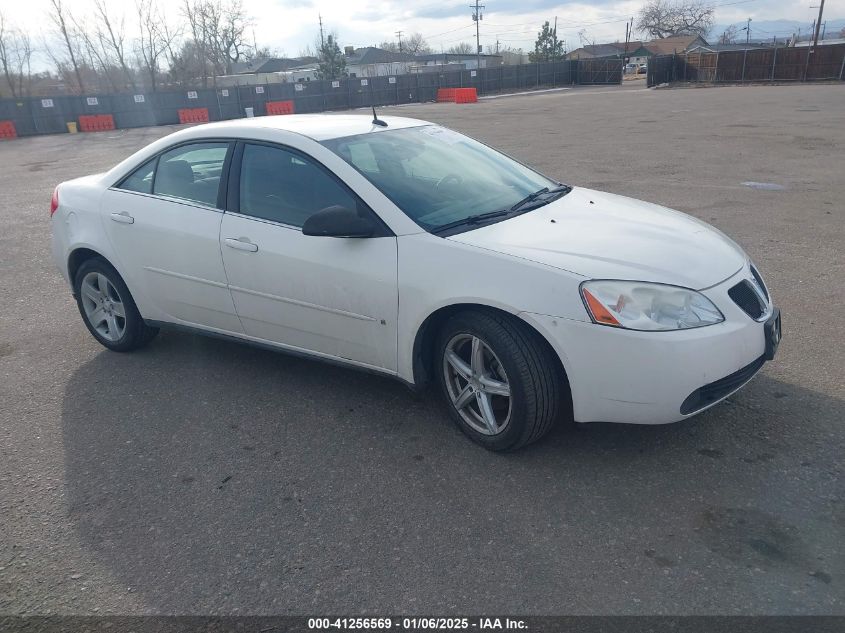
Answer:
[529, 21, 564, 63]
[316, 34, 346, 81]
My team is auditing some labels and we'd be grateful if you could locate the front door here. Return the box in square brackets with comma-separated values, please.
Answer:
[219, 142, 398, 372]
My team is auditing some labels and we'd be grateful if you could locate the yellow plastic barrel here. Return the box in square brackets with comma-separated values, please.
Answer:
[66, 122, 78, 134]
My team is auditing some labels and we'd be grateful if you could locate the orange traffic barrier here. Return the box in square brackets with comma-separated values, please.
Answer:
[178, 108, 210, 124]
[265, 100, 295, 115]
[455, 88, 478, 103]
[436, 88, 477, 103]
[0, 120, 17, 139]
[78, 114, 115, 132]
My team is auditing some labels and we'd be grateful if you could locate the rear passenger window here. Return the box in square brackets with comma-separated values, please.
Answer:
[153, 142, 229, 207]
[238, 143, 359, 227]
[117, 159, 155, 194]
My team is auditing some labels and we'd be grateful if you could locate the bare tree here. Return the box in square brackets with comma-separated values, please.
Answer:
[93, 0, 136, 90]
[718, 25, 738, 45]
[73, 16, 118, 91]
[47, 0, 86, 93]
[637, 0, 714, 39]
[0, 11, 34, 97]
[215, 0, 251, 74]
[182, 0, 251, 85]
[447, 42, 474, 55]
[136, 0, 175, 91]
[404, 33, 432, 55]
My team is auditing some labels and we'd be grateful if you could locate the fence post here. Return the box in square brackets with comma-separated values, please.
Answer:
[840, 49, 845, 80]
[771, 47, 777, 82]
[803, 46, 811, 82]
[741, 49, 747, 83]
[714, 51, 720, 83]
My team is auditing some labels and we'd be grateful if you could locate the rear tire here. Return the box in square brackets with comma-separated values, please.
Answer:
[435, 310, 563, 451]
[73, 257, 158, 352]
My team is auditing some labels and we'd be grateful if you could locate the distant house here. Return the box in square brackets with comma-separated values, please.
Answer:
[566, 42, 651, 65]
[686, 43, 771, 54]
[344, 47, 417, 77]
[413, 53, 503, 70]
[232, 57, 318, 74]
[793, 37, 845, 47]
[567, 44, 628, 60]
[644, 35, 708, 56]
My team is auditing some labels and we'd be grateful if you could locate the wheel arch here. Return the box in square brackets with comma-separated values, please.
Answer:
[67, 247, 134, 302]
[411, 303, 572, 400]
[68, 247, 110, 290]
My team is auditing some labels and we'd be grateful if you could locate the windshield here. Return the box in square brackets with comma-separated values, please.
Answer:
[321, 125, 559, 232]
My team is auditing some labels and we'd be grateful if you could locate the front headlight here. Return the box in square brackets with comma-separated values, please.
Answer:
[580, 280, 724, 331]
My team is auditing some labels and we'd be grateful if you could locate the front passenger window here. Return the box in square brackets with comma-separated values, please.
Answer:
[153, 142, 229, 207]
[238, 143, 360, 227]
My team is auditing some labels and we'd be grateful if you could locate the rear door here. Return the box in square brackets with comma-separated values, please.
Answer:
[102, 141, 243, 332]
[219, 141, 398, 372]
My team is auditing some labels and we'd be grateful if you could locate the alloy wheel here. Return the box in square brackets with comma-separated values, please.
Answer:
[442, 333, 512, 435]
[80, 272, 127, 342]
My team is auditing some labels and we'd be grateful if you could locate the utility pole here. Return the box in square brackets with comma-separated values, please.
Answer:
[812, 0, 826, 50]
[623, 18, 631, 68]
[395, 30, 403, 53]
[745, 17, 752, 44]
[553, 16, 558, 61]
[318, 13, 325, 49]
[470, 0, 484, 71]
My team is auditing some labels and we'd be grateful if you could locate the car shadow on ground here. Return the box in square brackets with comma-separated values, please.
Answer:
[60, 331, 845, 613]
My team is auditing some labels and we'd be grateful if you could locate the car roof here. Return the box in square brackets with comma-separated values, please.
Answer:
[186, 114, 431, 141]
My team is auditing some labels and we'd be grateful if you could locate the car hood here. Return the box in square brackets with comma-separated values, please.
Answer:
[447, 187, 746, 289]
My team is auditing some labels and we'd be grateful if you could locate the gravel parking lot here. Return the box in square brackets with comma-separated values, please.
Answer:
[1, 83, 843, 615]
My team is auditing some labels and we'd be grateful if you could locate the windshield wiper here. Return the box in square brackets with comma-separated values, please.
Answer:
[430, 209, 512, 234]
[430, 184, 572, 235]
[509, 184, 571, 213]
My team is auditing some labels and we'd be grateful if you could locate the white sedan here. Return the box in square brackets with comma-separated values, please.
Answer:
[50, 114, 781, 451]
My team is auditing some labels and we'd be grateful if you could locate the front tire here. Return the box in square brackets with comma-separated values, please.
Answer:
[435, 310, 563, 451]
[73, 257, 158, 352]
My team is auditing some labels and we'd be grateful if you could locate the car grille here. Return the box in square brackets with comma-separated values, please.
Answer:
[728, 279, 766, 320]
[680, 355, 766, 415]
[750, 264, 769, 301]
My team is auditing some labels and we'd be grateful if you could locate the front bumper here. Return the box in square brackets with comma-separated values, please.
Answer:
[521, 271, 778, 425]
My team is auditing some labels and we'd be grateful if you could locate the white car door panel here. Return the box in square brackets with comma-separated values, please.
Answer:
[219, 141, 398, 372]
[219, 214, 398, 371]
[102, 141, 242, 332]
[103, 191, 242, 332]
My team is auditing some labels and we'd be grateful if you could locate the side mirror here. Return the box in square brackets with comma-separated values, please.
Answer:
[302, 205, 377, 238]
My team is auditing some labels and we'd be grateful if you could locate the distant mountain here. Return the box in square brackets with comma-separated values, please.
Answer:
[710, 18, 845, 44]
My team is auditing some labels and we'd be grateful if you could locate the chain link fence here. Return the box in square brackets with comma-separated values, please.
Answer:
[0, 59, 622, 138]
[648, 44, 845, 87]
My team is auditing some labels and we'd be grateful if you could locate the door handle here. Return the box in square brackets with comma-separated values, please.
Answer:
[110, 211, 134, 224]
[224, 237, 258, 252]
